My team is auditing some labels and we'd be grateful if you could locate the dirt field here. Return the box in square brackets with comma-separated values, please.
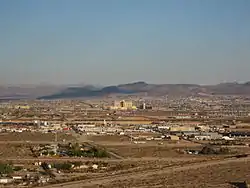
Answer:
[105, 145, 204, 158]
[41, 158, 212, 188]
[87, 135, 130, 142]
[88, 135, 200, 146]
[100, 160, 250, 188]
[41, 157, 250, 188]
[0, 132, 76, 142]
[2, 132, 247, 188]
[0, 143, 32, 158]
[87, 135, 202, 158]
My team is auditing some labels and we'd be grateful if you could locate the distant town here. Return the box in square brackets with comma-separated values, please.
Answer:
[0, 93, 250, 187]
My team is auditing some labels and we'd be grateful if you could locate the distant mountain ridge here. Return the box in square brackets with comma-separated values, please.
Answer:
[1, 82, 250, 100]
[0, 85, 67, 99]
[37, 81, 250, 99]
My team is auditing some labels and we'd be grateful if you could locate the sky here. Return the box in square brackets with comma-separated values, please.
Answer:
[0, 0, 250, 86]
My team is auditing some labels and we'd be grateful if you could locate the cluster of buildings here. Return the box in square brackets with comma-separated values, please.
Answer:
[74, 124, 123, 135]
[72, 119, 250, 144]
[0, 160, 107, 186]
[108, 100, 137, 110]
[1, 96, 250, 143]
[0, 122, 71, 134]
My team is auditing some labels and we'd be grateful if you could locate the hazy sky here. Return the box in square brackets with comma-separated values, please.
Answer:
[0, 0, 250, 86]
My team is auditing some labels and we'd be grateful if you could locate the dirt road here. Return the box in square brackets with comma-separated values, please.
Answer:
[92, 141, 201, 147]
[1, 156, 203, 163]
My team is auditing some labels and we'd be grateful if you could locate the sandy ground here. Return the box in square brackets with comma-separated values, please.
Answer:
[0, 143, 32, 158]
[0, 132, 76, 142]
[40, 157, 250, 188]
[0, 132, 76, 158]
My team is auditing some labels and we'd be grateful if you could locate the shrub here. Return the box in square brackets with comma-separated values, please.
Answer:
[200, 145, 230, 155]
[53, 163, 72, 171]
[49, 151, 56, 156]
[218, 147, 230, 154]
[66, 146, 109, 158]
[0, 163, 14, 174]
[13, 166, 23, 171]
[94, 150, 109, 158]
[200, 146, 217, 155]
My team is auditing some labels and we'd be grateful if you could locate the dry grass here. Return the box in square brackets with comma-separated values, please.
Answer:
[0, 132, 76, 142]
[101, 161, 250, 188]
[0, 144, 32, 158]
[88, 135, 130, 142]
[105, 145, 200, 158]
[88, 135, 203, 158]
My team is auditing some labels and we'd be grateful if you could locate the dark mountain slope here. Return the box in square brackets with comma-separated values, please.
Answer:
[35, 81, 250, 99]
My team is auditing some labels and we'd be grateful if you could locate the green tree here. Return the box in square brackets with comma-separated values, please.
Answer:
[13, 166, 23, 171]
[49, 151, 56, 156]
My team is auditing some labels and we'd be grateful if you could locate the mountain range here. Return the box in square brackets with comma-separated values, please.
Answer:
[1, 81, 250, 100]
[38, 81, 250, 99]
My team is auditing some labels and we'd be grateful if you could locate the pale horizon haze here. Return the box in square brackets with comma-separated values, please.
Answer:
[0, 0, 250, 86]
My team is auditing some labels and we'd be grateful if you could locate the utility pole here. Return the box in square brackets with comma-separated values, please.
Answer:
[55, 132, 57, 143]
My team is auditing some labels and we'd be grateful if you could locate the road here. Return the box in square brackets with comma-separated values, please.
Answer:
[0, 131, 84, 145]
[92, 141, 201, 147]
[0, 141, 65, 144]
[41, 156, 250, 188]
[86, 141, 124, 159]
[1, 156, 203, 163]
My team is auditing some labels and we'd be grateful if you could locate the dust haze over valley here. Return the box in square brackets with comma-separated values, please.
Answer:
[1, 0, 250, 188]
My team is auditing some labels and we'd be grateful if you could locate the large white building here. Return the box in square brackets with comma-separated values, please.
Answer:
[109, 100, 137, 110]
